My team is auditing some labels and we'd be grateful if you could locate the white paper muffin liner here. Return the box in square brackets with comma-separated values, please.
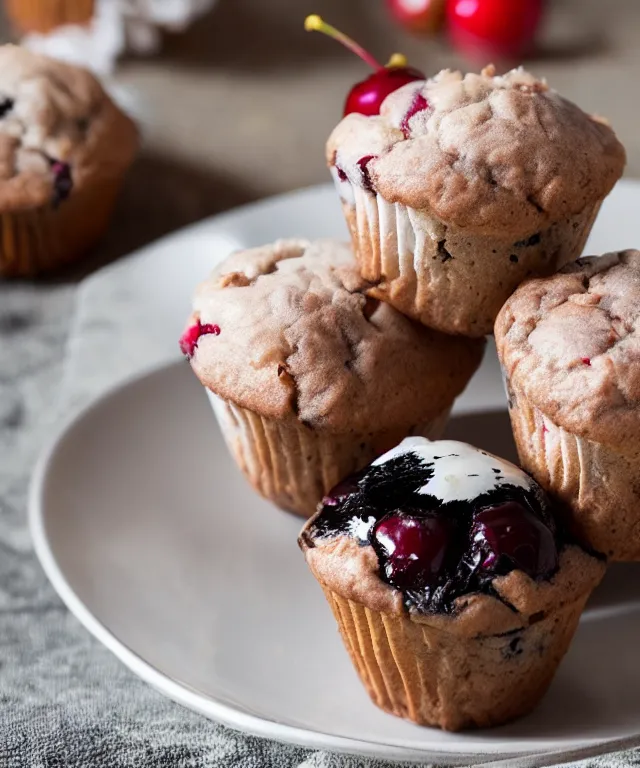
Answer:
[337, 181, 601, 337]
[508, 389, 640, 561]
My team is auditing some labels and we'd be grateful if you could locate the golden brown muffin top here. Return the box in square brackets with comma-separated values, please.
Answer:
[496, 250, 640, 450]
[327, 66, 625, 236]
[186, 238, 485, 433]
[0, 45, 138, 211]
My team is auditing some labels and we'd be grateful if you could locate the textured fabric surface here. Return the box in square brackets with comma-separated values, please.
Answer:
[1, 285, 639, 768]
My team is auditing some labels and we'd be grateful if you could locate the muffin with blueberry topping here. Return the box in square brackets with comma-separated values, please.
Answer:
[496, 250, 640, 561]
[326, 66, 625, 337]
[299, 437, 605, 730]
[0, 45, 137, 278]
[182, 239, 485, 518]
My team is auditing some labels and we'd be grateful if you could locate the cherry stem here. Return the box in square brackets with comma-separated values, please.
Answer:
[305, 14, 382, 71]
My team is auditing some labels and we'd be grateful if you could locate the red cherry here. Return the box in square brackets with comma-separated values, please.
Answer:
[374, 511, 452, 589]
[179, 320, 220, 359]
[471, 501, 558, 579]
[400, 91, 430, 136]
[322, 466, 369, 506]
[345, 66, 424, 117]
[446, 0, 545, 61]
[335, 165, 348, 182]
[356, 155, 376, 190]
[386, 0, 447, 35]
[305, 15, 425, 117]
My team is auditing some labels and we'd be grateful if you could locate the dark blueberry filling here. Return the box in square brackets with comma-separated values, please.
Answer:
[0, 97, 14, 118]
[438, 240, 453, 263]
[305, 452, 561, 614]
[50, 161, 73, 208]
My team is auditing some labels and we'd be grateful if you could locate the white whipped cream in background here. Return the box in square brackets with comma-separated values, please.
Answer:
[23, 0, 217, 75]
[372, 437, 532, 503]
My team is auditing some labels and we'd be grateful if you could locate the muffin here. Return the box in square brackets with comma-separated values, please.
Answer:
[4, 0, 95, 34]
[0, 45, 138, 278]
[181, 238, 485, 518]
[496, 250, 640, 561]
[326, 65, 626, 337]
[299, 437, 605, 730]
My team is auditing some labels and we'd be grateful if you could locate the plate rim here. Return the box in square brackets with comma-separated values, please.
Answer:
[79, 183, 339, 292]
[79, 178, 640, 289]
[28, 359, 640, 766]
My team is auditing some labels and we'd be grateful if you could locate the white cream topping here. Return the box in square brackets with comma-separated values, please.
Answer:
[372, 437, 532, 503]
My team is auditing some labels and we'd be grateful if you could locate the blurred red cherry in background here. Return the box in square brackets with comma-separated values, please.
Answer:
[446, 0, 545, 62]
[386, 0, 447, 35]
[305, 15, 425, 116]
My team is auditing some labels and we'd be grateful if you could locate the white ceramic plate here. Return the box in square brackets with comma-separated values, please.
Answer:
[31, 182, 640, 765]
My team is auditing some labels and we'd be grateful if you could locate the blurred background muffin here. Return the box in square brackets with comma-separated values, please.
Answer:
[0, 45, 137, 278]
[4, 0, 94, 34]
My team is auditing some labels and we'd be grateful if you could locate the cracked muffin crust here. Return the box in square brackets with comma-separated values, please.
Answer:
[327, 66, 626, 337]
[0, 45, 138, 278]
[299, 437, 605, 730]
[496, 250, 640, 560]
[184, 238, 485, 517]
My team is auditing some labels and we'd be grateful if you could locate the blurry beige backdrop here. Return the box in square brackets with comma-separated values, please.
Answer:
[1, 0, 638, 271]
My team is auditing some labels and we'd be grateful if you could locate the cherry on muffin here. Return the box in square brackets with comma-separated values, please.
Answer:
[304, 14, 425, 116]
[325, 66, 625, 337]
[470, 502, 558, 579]
[374, 511, 453, 588]
[371, 500, 558, 592]
[309, 439, 563, 613]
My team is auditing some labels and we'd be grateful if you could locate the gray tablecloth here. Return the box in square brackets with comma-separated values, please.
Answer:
[1, 278, 639, 768]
